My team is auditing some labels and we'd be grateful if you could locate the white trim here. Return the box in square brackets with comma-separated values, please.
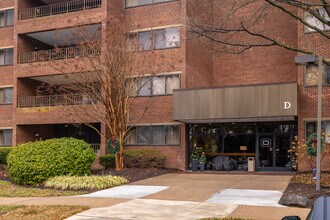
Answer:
[130, 24, 182, 33]
[0, 46, 14, 50]
[0, 85, 13, 89]
[128, 71, 181, 78]
[0, 7, 14, 11]
[0, 127, 13, 130]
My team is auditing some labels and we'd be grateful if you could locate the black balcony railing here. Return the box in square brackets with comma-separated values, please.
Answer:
[19, 0, 102, 20]
[18, 46, 100, 64]
[17, 94, 96, 108]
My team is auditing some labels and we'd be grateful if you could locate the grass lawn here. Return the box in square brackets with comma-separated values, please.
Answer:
[0, 180, 89, 197]
[0, 205, 88, 220]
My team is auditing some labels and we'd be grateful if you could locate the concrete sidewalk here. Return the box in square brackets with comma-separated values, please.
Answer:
[0, 173, 310, 219]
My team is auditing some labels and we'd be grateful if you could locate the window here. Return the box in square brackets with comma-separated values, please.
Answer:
[126, 0, 172, 8]
[135, 74, 180, 96]
[0, 129, 13, 146]
[138, 77, 152, 96]
[305, 121, 330, 143]
[305, 64, 330, 86]
[0, 9, 14, 27]
[135, 27, 180, 51]
[305, 7, 330, 32]
[126, 125, 180, 145]
[0, 48, 14, 66]
[0, 87, 13, 104]
[138, 31, 153, 51]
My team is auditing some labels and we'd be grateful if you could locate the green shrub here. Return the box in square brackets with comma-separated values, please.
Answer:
[0, 147, 12, 164]
[99, 154, 116, 169]
[124, 149, 166, 168]
[7, 138, 95, 185]
[44, 175, 128, 190]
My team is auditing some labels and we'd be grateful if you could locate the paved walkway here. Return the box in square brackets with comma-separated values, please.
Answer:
[0, 173, 311, 219]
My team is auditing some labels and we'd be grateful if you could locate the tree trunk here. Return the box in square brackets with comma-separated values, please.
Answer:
[115, 151, 124, 170]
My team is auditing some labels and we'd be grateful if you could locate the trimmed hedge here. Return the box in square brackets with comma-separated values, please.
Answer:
[0, 147, 12, 164]
[45, 175, 128, 190]
[124, 149, 166, 168]
[99, 154, 116, 169]
[7, 138, 95, 185]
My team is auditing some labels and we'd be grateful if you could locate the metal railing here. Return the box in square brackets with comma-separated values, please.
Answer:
[18, 46, 101, 64]
[90, 143, 101, 156]
[19, 0, 102, 20]
[17, 93, 96, 108]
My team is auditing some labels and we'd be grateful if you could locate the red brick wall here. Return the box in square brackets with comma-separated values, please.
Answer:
[297, 9, 330, 171]
[0, 1, 14, 131]
[211, 1, 297, 87]
[0, 28, 14, 47]
[0, 0, 14, 8]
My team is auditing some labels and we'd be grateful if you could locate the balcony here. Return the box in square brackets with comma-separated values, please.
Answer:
[17, 94, 95, 108]
[19, 0, 102, 20]
[18, 46, 100, 64]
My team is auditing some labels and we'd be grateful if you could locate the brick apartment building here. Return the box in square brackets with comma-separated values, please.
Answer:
[0, 0, 329, 172]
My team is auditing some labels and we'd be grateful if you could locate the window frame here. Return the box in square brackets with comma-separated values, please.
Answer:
[135, 73, 180, 97]
[305, 121, 327, 140]
[125, 0, 176, 9]
[0, 129, 13, 146]
[0, 48, 14, 66]
[0, 87, 13, 105]
[304, 7, 330, 33]
[0, 9, 14, 28]
[125, 124, 181, 146]
[304, 64, 330, 87]
[135, 27, 181, 51]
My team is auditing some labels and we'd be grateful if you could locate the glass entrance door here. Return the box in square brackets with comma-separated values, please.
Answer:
[258, 134, 292, 171]
[258, 135, 274, 170]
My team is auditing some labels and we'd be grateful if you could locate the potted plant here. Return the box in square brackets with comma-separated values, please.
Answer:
[190, 149, 200, 172]
[199, 152, 206, 172]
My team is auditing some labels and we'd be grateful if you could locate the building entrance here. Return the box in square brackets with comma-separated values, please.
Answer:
[258, 134, 292, 171]
[187, 121, 297, 171]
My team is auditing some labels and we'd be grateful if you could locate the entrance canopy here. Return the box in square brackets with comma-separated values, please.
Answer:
[173, 82, 297, 123]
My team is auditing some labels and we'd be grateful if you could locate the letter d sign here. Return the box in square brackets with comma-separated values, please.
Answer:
[284, 102, 291, 109]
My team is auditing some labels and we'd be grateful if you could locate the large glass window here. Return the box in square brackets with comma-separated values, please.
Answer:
[0, 129, 13, 146]
[138, 31, 153, 51]
[0, 9, 14, 27]
[306, 64, 330, 86]
[135, 74, 180, 97]
[126, 125, 180, 145]
[136, 27, 180, 51]
[126, 0, 172, 8]
[138, 77, 152, 96]
[0, 48, 14, 66]
[305, 121, 330, 142]
[152, 76, 166, 95]
[305, 7, 330, 32]
[0, 87, 13, 104]
[137, 126, 151, 145]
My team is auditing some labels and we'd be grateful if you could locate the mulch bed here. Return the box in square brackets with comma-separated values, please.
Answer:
[0, 165, 7, 179]
[92, 168, 180, 183]
[279, 172, 330, 208]
[1, 163, 179, 184]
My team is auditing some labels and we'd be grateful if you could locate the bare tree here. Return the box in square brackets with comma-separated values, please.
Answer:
[188, 0, 330, 63]
[40, 22, 153, 170]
